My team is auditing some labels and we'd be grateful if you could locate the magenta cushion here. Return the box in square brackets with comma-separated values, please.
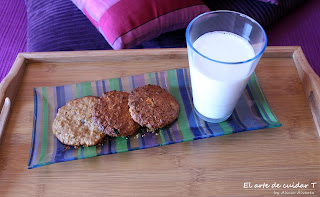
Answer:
[71, 0, 209, 50]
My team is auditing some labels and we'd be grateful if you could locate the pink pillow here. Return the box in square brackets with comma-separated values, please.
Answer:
[71, 0, 210, 49]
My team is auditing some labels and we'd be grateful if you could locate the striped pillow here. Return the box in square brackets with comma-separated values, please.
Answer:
[71, 0, 209, 50]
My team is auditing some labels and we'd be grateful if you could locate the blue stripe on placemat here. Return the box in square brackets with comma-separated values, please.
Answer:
[32, 87, 42, 166]
[176, 69, 204, 138]
[245, 85, 270, 126]
[54, 86, 67, 162]
[27, 88, 38, 168]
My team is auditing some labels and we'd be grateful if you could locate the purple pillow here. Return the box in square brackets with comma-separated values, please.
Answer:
[258, 0, 279, 4]
[26, 0, 306, 52]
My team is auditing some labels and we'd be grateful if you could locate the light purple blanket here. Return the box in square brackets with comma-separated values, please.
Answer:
[268, 0, 320, 76]
[0, 0, 27, 82]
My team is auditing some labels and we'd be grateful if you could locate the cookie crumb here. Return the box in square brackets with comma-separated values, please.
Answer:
[63, 145, 70, 151]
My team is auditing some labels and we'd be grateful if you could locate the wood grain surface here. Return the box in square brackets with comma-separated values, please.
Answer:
[0, 47, 320, 196]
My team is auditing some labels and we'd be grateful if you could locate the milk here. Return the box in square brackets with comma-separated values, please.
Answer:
[188, 31, 257, 120]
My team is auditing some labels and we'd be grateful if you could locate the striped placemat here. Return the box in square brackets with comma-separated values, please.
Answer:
[28, 68, 281, 169]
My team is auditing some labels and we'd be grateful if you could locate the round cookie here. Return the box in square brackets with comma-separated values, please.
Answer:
[92, 91, 140, 137]
[52, 96, 106, 147]
[128, 84, 180, 130]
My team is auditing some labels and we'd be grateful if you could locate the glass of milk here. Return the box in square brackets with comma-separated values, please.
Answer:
[186, 10, 267, 123]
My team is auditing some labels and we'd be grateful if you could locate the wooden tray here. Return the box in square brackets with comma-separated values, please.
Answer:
[1, 47, 320, 196]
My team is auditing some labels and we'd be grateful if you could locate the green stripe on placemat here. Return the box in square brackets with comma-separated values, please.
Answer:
[167, 70, 194, 141]
[38, 87, 48, 164]
[220, 122, 233, 135]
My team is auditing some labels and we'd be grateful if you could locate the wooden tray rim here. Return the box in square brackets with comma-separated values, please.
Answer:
[0, 46, 319, 140]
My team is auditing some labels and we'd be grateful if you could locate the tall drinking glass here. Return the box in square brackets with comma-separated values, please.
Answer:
[186, 10, 267, 123]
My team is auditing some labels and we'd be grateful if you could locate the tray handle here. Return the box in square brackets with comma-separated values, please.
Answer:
[0, 98, 11, 141]
[293, 47, 320, 137]
[0, 54, 27, 140]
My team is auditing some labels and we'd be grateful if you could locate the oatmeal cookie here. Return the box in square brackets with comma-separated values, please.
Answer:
[128, 84, 180, 130]
[52, 96, 106, 147]
[92, 91, 140, 137]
